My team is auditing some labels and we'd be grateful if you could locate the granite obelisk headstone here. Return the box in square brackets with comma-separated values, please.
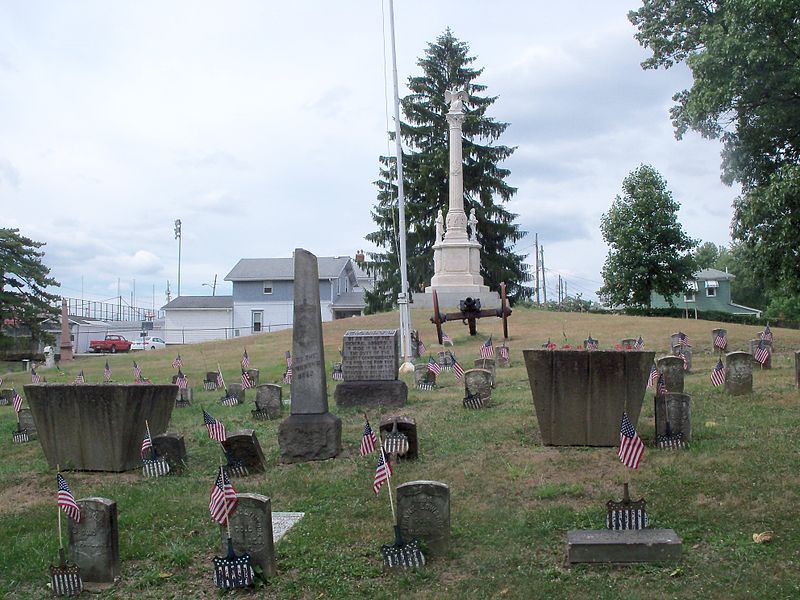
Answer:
[278, 249, 342, 463]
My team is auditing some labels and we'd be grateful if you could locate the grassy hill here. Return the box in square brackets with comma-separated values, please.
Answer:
[1, 307, 799, 599]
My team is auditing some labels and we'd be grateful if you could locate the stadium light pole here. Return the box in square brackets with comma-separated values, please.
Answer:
[174, 219, 182, 298]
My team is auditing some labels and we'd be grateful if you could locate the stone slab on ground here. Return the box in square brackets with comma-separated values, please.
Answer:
[272, 512, 304, 543]
[567, 529, 682, 564]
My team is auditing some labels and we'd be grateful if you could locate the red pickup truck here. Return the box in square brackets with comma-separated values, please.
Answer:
[89, 335, 133, 353]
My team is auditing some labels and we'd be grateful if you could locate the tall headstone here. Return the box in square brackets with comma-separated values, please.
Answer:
[397, 481, 450, 556]
[656, 356, 684, 394]
[726, 351, 753, 396]
[67, 497, 119, 583]
[654, 392, 691, 442]
[333, 329, 407, 408]
[220, 493, 277, 577]
[749, 339, 772, 369]
[278, 249, 342, 463]
[59, 298, 73, 362]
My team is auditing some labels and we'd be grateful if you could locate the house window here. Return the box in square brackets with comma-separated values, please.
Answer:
[252, 310, 263, 333]
[705, 280, 719, 297]
[263, 282, 273, 294]
[684, 280, 697, 303]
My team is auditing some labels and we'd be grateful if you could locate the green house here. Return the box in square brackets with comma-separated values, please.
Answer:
[650, 268, 762, 316]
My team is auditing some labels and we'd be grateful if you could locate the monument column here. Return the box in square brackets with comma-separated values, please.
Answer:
[444, 106, 468, 241]
[59, 298, 73, 362]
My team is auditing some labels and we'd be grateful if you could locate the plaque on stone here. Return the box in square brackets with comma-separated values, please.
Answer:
[656, 356, 684, 394]
[379, 416, 418, 460]
[18, 408, 37, 439]
[726, 351, 753, 396]
[152, 432, 187, 473]
[397, 481, 450, 556]
[464, 369, 492, 404]
[473, 358, 496, 387]
[68, 497, 119, 583]
[750, 339, 772, 369]
[222, 430, 266, 476]
[219, 493, 277, 578]
[342, 329, 399, 381]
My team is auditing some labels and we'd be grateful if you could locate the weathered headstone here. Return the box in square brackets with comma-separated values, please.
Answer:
[437, 351, 454, 371]
[227, 382, 245, 403]
[18, 408, 38, 439]
[175, 387, 192, 407]
[0, 388, 13, 405]
[672, 346, 692, 372]
[253, 384, 282, 419]
[245, 369, 259, 386]
[278, 249, 342, 463]
[656, 356, 684, 394]
[654, 392, 691, 442]
[334, 329, 407, 408]
[397, 481, 450, 556]
[473, 358, 496, 387]
[464, 369, 492, 404]
[67, 497, 119, 583]
[379, 415, 418, 460]
[726, 351, 753, 396]
[152, 432, 187, 473]
[711, 328, 728, 351]
[219, 493, 277, 577]
[410, 330, 421, 359]
[414, 364, 436, 389]
[749, 339, 772, 369]
[205, 372, 220, 390]
[222, 430, 267, 475]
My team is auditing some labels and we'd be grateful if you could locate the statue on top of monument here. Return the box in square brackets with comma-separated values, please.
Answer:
[444, 88, 468, 113]
[468, 208, 478, 241]
[435, 209, 444, 241]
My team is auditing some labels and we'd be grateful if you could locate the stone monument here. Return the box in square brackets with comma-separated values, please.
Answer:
[726, 351, 753, 396]
[278, 249, 342, 463]
[220, 493, 277, 577]
[59, 298, 73, 362]
[417, 89, 499, 309]
[68, 497, 119, 583]
[333, 329, 408, 408]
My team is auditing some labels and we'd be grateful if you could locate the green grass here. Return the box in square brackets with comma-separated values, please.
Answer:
[1, 308, 799, 598]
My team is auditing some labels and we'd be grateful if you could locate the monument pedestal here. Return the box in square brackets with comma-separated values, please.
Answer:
[334, 380, 408, 408]
[414, 289, 500, 310]
[278, 413, 342, 464]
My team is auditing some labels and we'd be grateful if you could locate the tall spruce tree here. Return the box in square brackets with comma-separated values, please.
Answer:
[365, 29, 528, 312]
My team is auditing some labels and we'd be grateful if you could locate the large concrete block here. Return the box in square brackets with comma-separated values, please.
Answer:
[567, 529, 682, 564]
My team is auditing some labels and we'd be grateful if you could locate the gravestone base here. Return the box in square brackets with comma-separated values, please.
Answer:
[278, 413, 341, 464]
[567, 529, 682, 564]
[333, 381, 408, 408]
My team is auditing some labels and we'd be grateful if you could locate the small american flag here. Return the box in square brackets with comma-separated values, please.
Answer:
[74, 370, 85, 384]
[283, 367, 292, 384]
[585, 336, 598, 350]
[241, 349, 250, 369]
[216, 371, 224, 388]
[172, 354, 183, 369]
[634, 336, 644, 350]
[710, 359, 726, 387]
[618, 412, 644, 469]
[31, 368, 40, 384]
[360, 417, 377, 456]
[543, 339, 557, 350]
[754, 342, 770, 365]
[416, 337, 427, 355]
[452, 356, 465, 380]
[427, 355, 442, 375]
[759, 324, 773, 342]
[677, 331, 691, 347]
[133, 361, 142, 381]
[441, 331, 453, 346]
[57, 473, 81, 522]
[241, 369, 253, 389]
[713, 331, 727, 350]
[480, 336, 494, 359]
[676, 350, 688, 371]
[498, 345, 509, 360]
[656, 372, 668, 397]
[373, 450, 392, 495]
[647, 364, 658, 388]
[104, 360, 112, 382]
[203, 410, 226, 442]
[140, 429, 152, 457]
[12, 389, 23, 413]
[209, 467, 238, 525]
[176, 370, 188, 389]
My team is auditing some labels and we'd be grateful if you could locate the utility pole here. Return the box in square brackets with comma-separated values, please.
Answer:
[534, 233, 540, 305]
[212, 274, 217, 296]
[540, 246, 547, 305]
[174, 219, 182, 298]
[558, 274, 562, 308]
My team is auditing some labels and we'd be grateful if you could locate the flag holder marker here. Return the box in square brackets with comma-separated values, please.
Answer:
[50, 466, 83, 596]
[212, 464, 254, 589]
[142, 420, 170, 478]
[379, 446, 425, 570]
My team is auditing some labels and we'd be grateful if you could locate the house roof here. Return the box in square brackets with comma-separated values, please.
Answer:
[332, 291, 367, 309]
[225, 256, 352, 282]
[695, 268, 735, 281]
[162, 296, 234, 310]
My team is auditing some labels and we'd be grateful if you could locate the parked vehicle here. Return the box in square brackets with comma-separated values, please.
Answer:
[89, 335, 133, 353]
[130, 336, 167, 351]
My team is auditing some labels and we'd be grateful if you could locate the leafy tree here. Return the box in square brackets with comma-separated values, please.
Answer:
[0, 228, 60, 342]
[598, 165, 697, 307]
[365, 29, 528, 312]
[693, 241, 723, 270]
[629, 1, 800, 297]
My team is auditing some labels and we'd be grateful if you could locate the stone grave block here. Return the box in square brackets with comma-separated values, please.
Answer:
[222, 430, 266, 475]
[414, 364, 436, 389]
[397, 481, 450, 556]
[464, 369, 492, 404]
[220, 493, 277, 577]
[245, 369, 259, 386]
[656, 356, 684, 394]
[473, 358, 496, 386]
[18, 408, 38, 439]
[750, 339, 772, 369]
[227, 382, 245, 402]
[68, 497, 119, 583]
[175, 387, 192, 407]
[496, 345, 510, 367]
[726, 351, 753, 396]
[795, 350, 800, 389]
[523, 349, 654, 446]
[0, 388, 13, 405]
[254, 384, 282, 419]
[335, 329, 407, 408]
[567, 529, 682, 564]
[379, 415, 418, 460]
[712, 328, 728, 351]
[437, 351, 454, 370]
[620, 338, 637, 350]
[654, 392, 691, 443]
[152, 432, 187, 473]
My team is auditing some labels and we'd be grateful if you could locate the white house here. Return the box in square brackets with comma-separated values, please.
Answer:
[162, 296, 234, 344]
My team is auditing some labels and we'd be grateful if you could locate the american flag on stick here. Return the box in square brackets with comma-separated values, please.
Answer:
[585, 335, 598, 350]
[216, 371, 224, 388]
[133, 361, 142, 381]
[172, 354, 183, 369]
[677, 332, 691, 347]
[452, 356, 465, 380]
[618, 412, 644, 469]
[31, 367, 40, 384]
[759, 324, 773, 342]
[57, 473, 81, 522]
[373, 449, 392, 495]
[203, 410, 226, 442]
[209, 467, 238, 525]
[427, 355, 441, 375]
[360, 416, 377, 456]
[104, 360, 112, 382]
[676, 350, 688, 371]
[498, 344, 509, 360]
[241, 349, 250, 369]
[713, 331, 727, 350]
[480, 336, 494, 359]
[441, 331, 453, 346]
[74, 370, 85, 384]
[241, 369, 253, 389]
[12, 389, 23, 413]
[140, 428, 153, 458]
[710, 360, 726, 387]
[647, 364, 658, 388]
[656, 372, 668, 397]
[416, 337, 427, 355]
[634, 336, 644, 350]
[176, 370, 188, 389]
[754, 342, 770, 365]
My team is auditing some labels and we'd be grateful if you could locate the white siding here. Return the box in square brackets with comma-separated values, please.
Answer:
[164, 309, 233, 344]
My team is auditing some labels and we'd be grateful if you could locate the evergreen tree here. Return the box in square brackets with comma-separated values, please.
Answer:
[365, 29, 528, 312]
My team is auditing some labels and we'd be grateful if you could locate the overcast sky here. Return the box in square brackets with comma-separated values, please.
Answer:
[0, 1, 738, 309]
